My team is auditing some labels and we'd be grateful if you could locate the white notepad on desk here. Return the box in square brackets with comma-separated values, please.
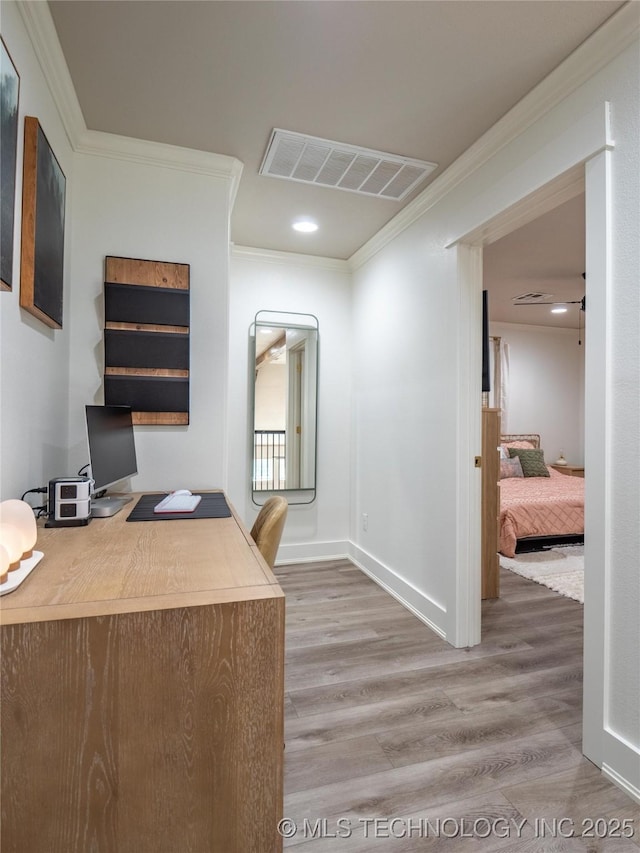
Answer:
[153, 493, 202, 514]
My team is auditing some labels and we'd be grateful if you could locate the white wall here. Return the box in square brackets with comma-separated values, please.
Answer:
[0, 2, 74, 499]
[351, 227, 457, 635]
[228, 250, 351, 559]
[1, 3, 235, 500]
[489, 321, 585, 464]
[351, 39, 639, 785]
[67, 153, 232, 493]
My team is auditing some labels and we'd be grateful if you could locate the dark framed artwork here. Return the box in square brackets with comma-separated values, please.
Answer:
[20, 116, 66, 328]
[1, 37, 20, 291]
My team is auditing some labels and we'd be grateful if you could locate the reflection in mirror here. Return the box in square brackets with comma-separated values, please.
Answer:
[251, 312, 318, 505]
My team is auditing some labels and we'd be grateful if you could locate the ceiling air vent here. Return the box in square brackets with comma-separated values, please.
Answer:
[512, 292, 554, 304]
[259, 129, 437, 201]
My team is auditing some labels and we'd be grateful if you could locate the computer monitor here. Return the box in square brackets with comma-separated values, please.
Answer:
[85, 405, 138, 517]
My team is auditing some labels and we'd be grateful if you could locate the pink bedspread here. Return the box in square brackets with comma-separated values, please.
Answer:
[499, 467, 584, 557]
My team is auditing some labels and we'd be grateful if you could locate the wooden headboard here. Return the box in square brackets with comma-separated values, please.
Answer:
[500, 433, 540, 449]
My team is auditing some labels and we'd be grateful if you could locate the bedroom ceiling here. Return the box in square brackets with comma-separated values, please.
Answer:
[48, 0, 623, 269]
[484, 193, 586, 331]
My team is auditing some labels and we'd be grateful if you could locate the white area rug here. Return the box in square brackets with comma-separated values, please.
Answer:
[499, 545, 584, 604]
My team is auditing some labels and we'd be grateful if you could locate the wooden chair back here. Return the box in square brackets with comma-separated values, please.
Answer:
[250, 496, 288, 569]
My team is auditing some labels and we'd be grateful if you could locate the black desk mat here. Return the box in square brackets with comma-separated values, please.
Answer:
[126, 492, 231, 522]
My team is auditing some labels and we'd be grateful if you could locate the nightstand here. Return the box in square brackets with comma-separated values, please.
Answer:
[550, 463, 584, 477]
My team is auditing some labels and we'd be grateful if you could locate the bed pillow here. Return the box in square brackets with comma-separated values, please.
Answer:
[500, 456, 524, 479]
[500, 440, 535, 459]
[508, 447, 550, 477]
[502, 439, 535, 451]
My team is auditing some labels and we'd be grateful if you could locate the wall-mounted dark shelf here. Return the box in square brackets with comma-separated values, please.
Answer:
[105, 329, 189, 370]
[103, 256, 190, 425]
[105, 282, 190, 327]
[104, 375, 189, 412]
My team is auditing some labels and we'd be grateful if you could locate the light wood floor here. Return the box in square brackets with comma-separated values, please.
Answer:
[276, 559, 639, 851]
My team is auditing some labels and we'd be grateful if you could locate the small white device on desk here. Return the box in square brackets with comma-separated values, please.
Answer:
[154, 490, 202, 513]
[46, 477, 92, 527]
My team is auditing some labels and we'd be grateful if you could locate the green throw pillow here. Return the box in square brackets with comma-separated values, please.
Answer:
[508, 447, 550, 477]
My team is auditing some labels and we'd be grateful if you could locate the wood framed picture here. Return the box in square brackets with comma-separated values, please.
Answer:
[1, 37, 20, 291]
[20, 116, 66, 328]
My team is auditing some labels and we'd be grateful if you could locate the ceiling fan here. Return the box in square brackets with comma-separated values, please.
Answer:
[511, 272, 585, 311]
[512, 293, 585, 311]
[511, 273, 586, 343]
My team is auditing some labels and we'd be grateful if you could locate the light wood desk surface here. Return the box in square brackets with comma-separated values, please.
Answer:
[1, 492, 284, 853]
[0, 491, 283, 625]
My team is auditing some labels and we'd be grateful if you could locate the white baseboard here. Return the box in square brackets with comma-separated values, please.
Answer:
[275, 541, 446, 638]
[275, 540, 350, 565]
[348, 543, 447, 640]
[601, 729, 640, 804]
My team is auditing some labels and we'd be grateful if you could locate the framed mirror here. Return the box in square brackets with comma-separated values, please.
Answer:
[250, 311, 318, 505]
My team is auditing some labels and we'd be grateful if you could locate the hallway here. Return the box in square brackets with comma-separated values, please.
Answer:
[277, 559, 638, 850]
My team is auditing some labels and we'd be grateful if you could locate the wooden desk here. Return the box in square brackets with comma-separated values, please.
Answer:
[1, 493, 284, 853]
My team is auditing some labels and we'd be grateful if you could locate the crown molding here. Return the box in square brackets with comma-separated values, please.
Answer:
[76, 130, 243, 187]
[16, 0, 86, 148]
[16, 0, 243, 196]
[231, 245, 350, 273]
[349, 1, 640, 271]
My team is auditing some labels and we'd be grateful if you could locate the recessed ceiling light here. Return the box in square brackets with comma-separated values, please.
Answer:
[292, 218, 318, 233]
[551, 306, 568, 314]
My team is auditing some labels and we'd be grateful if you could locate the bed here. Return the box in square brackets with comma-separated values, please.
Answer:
[499, 433, 584, 558]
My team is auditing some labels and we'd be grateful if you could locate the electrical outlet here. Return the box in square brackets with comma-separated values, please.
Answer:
[362, 513, 368, 531]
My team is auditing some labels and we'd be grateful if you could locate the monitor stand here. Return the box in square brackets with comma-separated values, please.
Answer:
[91, 494, 134, 518]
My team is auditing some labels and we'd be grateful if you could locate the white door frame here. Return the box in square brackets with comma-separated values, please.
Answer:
[286, 342, 304, 488]
[451, 104, 613, 768]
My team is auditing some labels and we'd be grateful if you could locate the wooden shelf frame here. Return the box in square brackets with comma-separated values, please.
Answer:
[103, 256, 190, 425]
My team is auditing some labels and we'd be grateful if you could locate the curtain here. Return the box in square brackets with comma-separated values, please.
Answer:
[489, 336, 509, 430]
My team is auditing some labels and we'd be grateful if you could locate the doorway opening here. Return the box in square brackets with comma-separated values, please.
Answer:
[481, 191, 586, 603]
[454, 142, 613, 769]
